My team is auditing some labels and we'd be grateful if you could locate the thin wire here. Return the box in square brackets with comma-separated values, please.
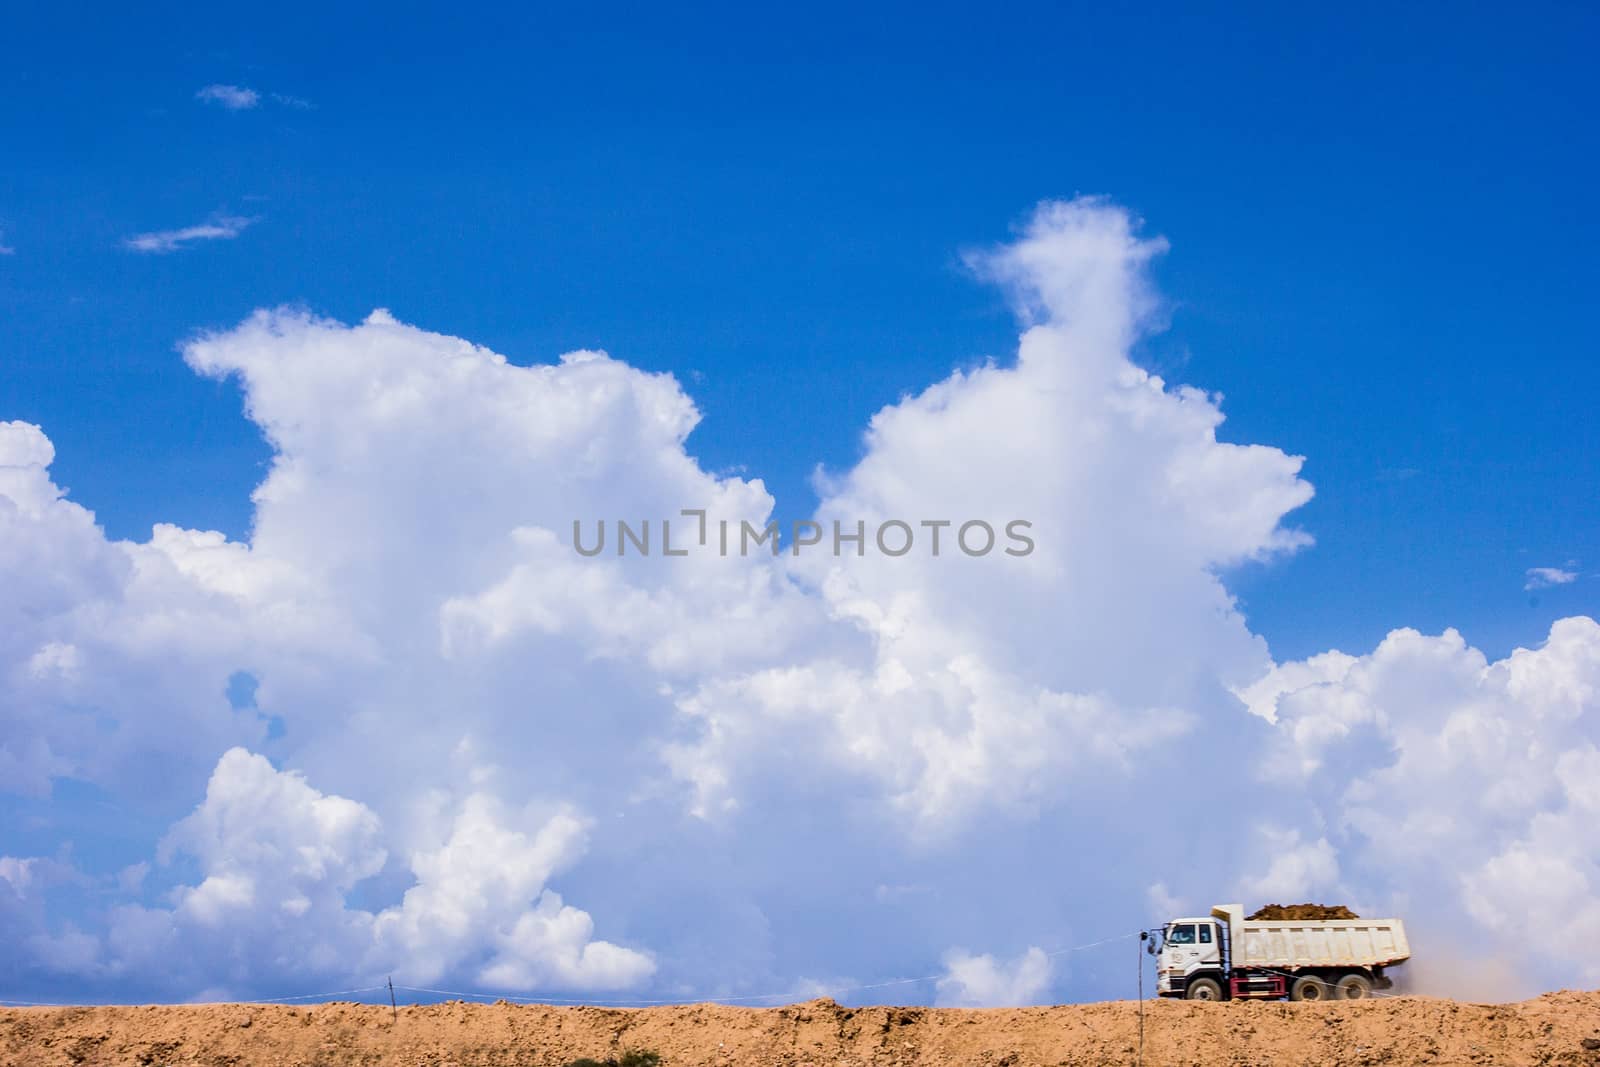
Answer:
[1, 933, 1139, 1012]
[252, 985, 391, 1004]
[397, 932, 1139, 1009]
[0, 985, 392, 1009]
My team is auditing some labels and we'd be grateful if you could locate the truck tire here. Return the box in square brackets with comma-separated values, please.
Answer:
[1185, 977, 1223, 1001]
[1336, 973, 1373, 1000]
[1290, 975, 1331, 1002]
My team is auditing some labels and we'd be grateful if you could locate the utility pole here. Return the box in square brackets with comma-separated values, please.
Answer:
[1137, 931, 1147, 1067]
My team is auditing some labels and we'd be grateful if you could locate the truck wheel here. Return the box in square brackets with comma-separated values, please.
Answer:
[1290, 976, 1330, 1002]
[1336, 974, 1373, 1000]
[1185, 977, 1223, 1001]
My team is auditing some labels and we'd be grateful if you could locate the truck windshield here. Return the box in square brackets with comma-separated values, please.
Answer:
[1166, 923, 1197, 945]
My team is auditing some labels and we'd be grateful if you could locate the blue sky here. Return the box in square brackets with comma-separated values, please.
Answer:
[2, 3, 1599, 1006]
[5, 2, 1595, 661]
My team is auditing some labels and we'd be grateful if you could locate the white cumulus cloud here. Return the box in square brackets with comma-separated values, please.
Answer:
[666, 200, 1312, 829]
[935, 947, 1053, 1007]
[91, 749, 651, 998]
[1248, 616, 1600, 989]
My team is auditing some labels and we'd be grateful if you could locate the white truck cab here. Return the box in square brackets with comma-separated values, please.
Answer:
[1156, 917, 1224, 999]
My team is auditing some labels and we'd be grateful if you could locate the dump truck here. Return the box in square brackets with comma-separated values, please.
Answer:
[1151, 903, 1410, 1001]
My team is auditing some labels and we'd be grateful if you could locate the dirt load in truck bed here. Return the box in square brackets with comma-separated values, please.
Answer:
[5, 990, 1600, 1067]
[1247, 903, 1361, 920]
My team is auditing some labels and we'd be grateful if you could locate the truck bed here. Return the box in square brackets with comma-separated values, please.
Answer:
[1234, 917, 1410, 969]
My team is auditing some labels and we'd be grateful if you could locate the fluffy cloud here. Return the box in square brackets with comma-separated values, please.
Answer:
[163, 748, 386, 925]
[667, 201, 1311, 828]
[1, 198, 1595, 1005]
[0, 420, 354, 806]
[372, 792, 653, 990]
[1248, 617, 1600, 989]
[936, 947, 1052, 1007]
[1231, 831, 1340, 903]
[87, 749, 650, 997]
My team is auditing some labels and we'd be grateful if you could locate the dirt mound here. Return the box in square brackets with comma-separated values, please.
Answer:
[4, 990, 1600, 1067]
[1248, 902, 1360, 920]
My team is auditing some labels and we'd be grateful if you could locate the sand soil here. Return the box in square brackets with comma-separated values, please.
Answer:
[4, 990, 1600, 1067]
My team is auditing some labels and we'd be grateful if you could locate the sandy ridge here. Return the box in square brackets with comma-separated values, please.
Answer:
[3, 990, 1599, 1067]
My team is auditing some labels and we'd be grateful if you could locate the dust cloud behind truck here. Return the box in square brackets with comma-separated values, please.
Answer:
[1153, 903, 1410, 1001]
